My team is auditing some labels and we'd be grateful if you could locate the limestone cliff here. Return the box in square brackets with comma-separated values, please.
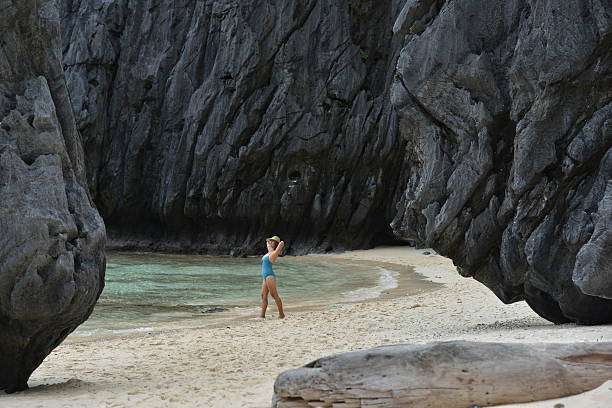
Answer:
[59, 0, 612, 323]
[60, 0, 407, 255]
[391, 0, 612, 324]
[0, 0, 106, 392]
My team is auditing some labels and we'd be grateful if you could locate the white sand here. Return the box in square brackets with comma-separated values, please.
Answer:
[1, 246, 610, 407]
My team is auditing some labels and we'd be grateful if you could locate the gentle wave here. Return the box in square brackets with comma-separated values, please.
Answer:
[94, 300, 222, 308]
[342, 267, 398, 301]
[75, 327, 155, 337]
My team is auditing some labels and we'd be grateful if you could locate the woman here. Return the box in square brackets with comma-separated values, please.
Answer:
[260, 235, 285, 319]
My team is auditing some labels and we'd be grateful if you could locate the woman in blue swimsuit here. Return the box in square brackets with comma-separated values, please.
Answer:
[260, 235, 285, 319]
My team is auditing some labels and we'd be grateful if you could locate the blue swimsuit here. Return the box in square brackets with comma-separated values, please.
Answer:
[262, 255, 275, 280]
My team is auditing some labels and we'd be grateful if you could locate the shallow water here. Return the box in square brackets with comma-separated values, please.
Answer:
[71, 251, 393, 338]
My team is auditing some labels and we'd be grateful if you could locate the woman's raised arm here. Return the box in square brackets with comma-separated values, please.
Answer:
[269, 241, 285, 263]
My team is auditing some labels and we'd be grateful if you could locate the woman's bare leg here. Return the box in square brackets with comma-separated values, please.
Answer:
[265, 276, 285, 319]
[260, 280, 269, 318]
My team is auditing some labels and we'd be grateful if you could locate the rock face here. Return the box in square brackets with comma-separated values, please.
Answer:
[59, 0, 408, 255]
[390, 0, 612, 324]
[0, 0, 106, 392]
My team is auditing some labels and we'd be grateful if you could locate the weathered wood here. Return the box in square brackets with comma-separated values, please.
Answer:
[272, 341, 612, 408]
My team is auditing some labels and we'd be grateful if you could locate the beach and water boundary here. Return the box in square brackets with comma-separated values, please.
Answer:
[0, 246, 610, 407]
[67, 250, 438, 343]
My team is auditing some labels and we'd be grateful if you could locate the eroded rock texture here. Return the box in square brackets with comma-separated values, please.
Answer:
[59, 0, 407, 254]
[0, 0, 106, 392]
[57, 0, 611, 323]
[391, 0, 612, 324]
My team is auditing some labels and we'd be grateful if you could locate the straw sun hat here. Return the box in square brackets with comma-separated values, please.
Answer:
[266, 235, 281, 243]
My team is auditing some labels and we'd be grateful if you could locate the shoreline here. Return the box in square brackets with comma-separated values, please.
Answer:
[1, 246, 611, 407]
[65, 251, 438, 345]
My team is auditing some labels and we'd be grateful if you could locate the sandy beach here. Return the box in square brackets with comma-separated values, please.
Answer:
[1, 246, 611, 407]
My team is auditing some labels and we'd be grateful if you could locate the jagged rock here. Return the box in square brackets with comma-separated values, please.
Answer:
[390, 0, 612, 324]
[573, 181, 612, 300]
[57, 0, 612, 323]
[272, 341, 612, 408]
[59, 0, 408, 255]
[0, 0, 106, 393]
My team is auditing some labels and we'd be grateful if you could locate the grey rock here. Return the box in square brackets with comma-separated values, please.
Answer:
[58, 0, 612, 324]
[573, 178, 612, 300]
[50, 0, 612, 325]
[391, 0, 612, 324]
[0, 0, 105, 393]
[59, 0, 408, 256]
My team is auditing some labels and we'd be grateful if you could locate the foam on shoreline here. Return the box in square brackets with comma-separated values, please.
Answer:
[342, 267, 399, 301]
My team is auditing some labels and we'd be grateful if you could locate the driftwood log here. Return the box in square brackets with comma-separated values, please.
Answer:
[272, 341, 612, 408]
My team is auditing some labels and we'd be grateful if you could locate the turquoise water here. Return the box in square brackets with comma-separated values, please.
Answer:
[72, 252, 393, 338]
